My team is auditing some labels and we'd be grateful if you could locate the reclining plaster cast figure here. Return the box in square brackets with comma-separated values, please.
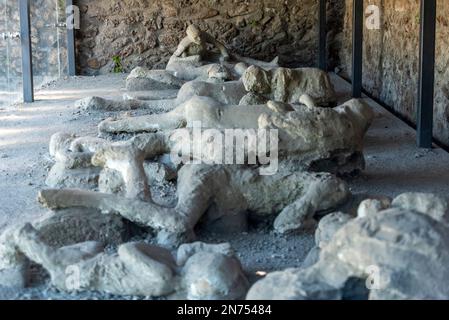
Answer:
[39, 166, 350, 246]
[79, 73, 247, 113]
[125, 62, 234, 92]
[96, 96, 373, 175]
[84, 63, 336, 115]
[95, 92, 354, 138]
[240, 65, 337, 107]
[0, 224, 249, 300]
[247, 193, 449, 300]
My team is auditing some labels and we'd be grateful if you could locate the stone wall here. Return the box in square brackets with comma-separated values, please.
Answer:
[336, 0, 449, 147]
[76, 0, 343, 75]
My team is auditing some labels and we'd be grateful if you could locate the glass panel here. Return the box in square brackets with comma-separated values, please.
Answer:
[0, 0, 23, 108]
[31, 0, 68, 89]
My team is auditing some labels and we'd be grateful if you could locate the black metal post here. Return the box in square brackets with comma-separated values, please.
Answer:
[318, 0, 327, 70]
[417, 0, 437, 149]
[66, 0, 77, 76]
[19, 0, 34, 103]
[352, 0, 363, 98]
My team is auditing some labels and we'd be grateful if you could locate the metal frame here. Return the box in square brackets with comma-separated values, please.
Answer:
[19, 0, 34, 103]
[417, 0, 437, 149]
[17, 0, 77, 103]
[352, 0, 363, 98]
[66, 0, 76, 76]
[318, 0, 327, 71]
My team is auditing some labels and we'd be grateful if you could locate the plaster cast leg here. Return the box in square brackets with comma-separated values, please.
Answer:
[95, 147, 150, 201]
[12, 224, 104, 289]
[69, 137, 109, 153]
[92, 134, 170, 201]
[76, 96, 176, 111]
[99, 112, 186, 135]
[232, 53, 279, 70]
[38, 189, 188, 234]
[76, 97, 145, 111]
[175, 166, 226, 227]
[274, 176, 350, 234]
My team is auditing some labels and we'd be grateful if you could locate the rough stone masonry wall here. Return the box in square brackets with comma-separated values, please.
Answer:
[337, 0, 449, 148]
[75, 0, 343, 75]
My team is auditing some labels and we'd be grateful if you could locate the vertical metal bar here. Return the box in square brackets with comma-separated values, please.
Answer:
[352, 0, 363, 98]
[19, 0, 34, 103]
[66, 0, 76, 76]
[318, 0, 327, 70]
[417, 0, 437, 149]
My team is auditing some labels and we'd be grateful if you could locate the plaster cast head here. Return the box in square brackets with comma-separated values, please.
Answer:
[234, 62, 250, 77]
[207, 64, 230, 81]
[186, 25, 202, 45]
[242, 65, 271, 94]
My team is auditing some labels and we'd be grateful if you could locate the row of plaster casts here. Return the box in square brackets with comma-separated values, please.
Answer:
[40, 97, 374, 247]
[79, 65, 336, 115]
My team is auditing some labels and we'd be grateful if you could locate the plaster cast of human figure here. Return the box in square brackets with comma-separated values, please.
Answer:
[240, 65, 337, 107]
[96, 95, 372, 168]
[0, 224, 248, 299]
[90, 62, 335, 114]
[170, 25, 279, 73]
[94, 96, 374, 185]
[125, 62, 236, 92]
[82, 71, 247, 113]
[39, 166, 350, 245]
[93, 95, 310, 137]
[173, 25, 230, 62]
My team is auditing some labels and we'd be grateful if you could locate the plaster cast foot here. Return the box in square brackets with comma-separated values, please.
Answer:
[12, 223, 104, 290]
[274, 176, 350, 234]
